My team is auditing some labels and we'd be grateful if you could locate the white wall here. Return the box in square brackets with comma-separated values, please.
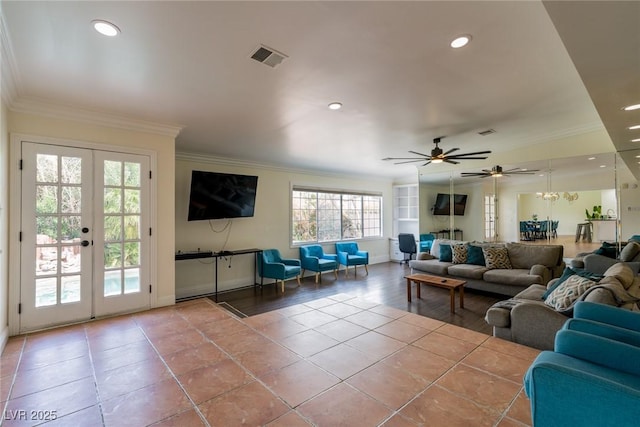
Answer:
[7, 111, 177, 316]
[1, 97, 9, 350]
[175, 156, 394, 298]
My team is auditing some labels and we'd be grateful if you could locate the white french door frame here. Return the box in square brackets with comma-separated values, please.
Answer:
[8, 133, 158, 335]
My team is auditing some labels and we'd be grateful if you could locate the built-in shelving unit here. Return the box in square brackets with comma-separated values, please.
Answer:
[391, 184, 420, 262]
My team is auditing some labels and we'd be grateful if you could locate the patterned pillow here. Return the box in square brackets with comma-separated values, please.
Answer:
[452, 244, 468, 264]
[482, 247, 512, 269]
[544, 275, 599, 310]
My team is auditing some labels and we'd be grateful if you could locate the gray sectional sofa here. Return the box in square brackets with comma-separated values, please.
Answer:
[408, 239, 565, 297]
[485, 255, 640, 350]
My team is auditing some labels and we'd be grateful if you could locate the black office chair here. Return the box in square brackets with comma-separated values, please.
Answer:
[398, 233, 417, 264]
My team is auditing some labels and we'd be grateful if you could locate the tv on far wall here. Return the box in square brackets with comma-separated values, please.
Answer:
[432, 193, 467, 216]
[187, 170, 259, 221]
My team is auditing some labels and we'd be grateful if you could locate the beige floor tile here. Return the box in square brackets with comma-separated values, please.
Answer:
[198, 381, 289, 427]
[505, 389, 533, 426]
[481, 337, 541, 362]
[178, 359, 253, 404]
[235, 340, 301, 377]
[11, 355, 92, 398]
[298, 383, 392, 426]
[412, 331, 478, 361]
[289, 310, 338, 328]
[213, 328, 273, 355]
[437, 323, 490, 345]
[398, 313, 446, 330]
[384, 345, 455, 382]
[400, 385, 500, 427]
[436, 364, 522, 413]
[344, 331, 405, 360]
[281, 329, 340, 357]
[347, 361, 430, 410]
[317, 302, 363, 318]
[344, 310, 394, 329]
[102, 378, 191, 427]
[3, 377, 99, 425]
[96, 357, 173, 401]
[163, 342, 228, 376]
[313, 319, 368, 342]
[151, 328, 208, 355]
[265, 410, 313, 426]
[251, 317, 310, 342]
[261, 359, 340, 407]
[92, 340, 159, 373]
[462, 346, 534, 383]
[374, 319, 430, 343]
[308, 343, 378, 379]
[149, 409, 207, 427]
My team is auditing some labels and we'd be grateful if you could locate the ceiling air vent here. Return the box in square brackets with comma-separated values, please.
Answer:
[250, 45, 288, 68]
[478, 129, 496, 136]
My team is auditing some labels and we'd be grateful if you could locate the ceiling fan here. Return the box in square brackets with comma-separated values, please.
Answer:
[382, 137, 491, 166]
[460, 165, 539, 178]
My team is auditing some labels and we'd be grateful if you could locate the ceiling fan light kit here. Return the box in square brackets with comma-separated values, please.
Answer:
[383, 137, 491, 166]
[460, 165, 539, 178]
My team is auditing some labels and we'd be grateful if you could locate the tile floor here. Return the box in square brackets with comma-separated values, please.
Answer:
[0, 294, 539, 426]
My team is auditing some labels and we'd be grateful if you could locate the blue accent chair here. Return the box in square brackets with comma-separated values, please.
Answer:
[335, 241, 369, 277]
[419, 233, 435, 252]
[299, 245, 338, 283]
[524, 302, 640, 427]
[258, 249, 301, 293]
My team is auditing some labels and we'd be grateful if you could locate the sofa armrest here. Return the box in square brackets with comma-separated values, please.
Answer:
[574, 301, 640, 332]
[529, 264, 551, 284]
[416, 252, 435, 260]
[555, 330, 640, 376]
[582, 253, 620, 275]
[509, 301, 570, 350]
[281, 258, 301, 267]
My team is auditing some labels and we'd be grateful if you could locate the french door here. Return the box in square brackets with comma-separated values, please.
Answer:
[20, 142, 150, 332]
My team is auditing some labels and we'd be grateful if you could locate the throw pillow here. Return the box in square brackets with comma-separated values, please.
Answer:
[541, 267, 604, 300]
[451, 243, 468, 264]
[619, 241, 640, 262]
[483, 247, 512, 269]
[467, 244, 486, 266]
[603, 262, 634, 289]
[544, 275, 599, 310]
[439, 244, 453, 262]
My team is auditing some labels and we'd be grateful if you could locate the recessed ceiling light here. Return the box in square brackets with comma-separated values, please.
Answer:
[633, 138, 640, 142]
[588, 157, 596, 160]
[538, 174, 544, 177]
[635, 155, 640, 158]
[92, 20, 120, 37]
[629, 124, 640, 130]
[623, 104, 640, 111]
[600, 165, 606, 168]
[450, 35, 471, 49]
[328, 102, 342, 110]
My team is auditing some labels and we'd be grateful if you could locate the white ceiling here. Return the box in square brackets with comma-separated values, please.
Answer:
[1, 1, 638, 181]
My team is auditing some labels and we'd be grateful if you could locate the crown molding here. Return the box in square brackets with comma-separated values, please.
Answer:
[10, 97, 183, 138]
[1, 12, 20, 105]
[175, 151, 393, 183]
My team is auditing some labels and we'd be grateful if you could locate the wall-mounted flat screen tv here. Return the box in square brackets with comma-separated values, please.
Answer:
[187, 170, 258, 221]
[432, 193, 467, 216]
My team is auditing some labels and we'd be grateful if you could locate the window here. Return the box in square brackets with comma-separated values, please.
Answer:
[292, 188, 382, 244]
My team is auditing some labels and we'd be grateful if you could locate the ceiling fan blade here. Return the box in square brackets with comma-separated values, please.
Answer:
[444, 159, 460, 165]
[448, 150, 492, 158]
[382, 156, 426, 160]
[506, 171, 537, 175]
[421, 160, 432, 166]
[408, 150, 431, 157]
[449, 156, 489, 160]
[443, 147, 460, 156]
[460, 172, 488, 177]
[393, 159, 427, 165]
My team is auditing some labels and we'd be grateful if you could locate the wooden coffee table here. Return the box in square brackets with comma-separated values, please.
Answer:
[405, 273, 466, 313]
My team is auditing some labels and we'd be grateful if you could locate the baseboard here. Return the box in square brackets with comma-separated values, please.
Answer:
[155, 294, 176, 308]
[0, 325, 9, 354]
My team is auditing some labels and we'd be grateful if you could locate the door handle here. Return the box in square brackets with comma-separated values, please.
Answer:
[81, 240, 90, 247]
[82, 227, 89, 233]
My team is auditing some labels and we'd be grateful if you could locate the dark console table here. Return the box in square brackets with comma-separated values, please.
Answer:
[175, 248, 262, 301]
[431, 229, 463, 240]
